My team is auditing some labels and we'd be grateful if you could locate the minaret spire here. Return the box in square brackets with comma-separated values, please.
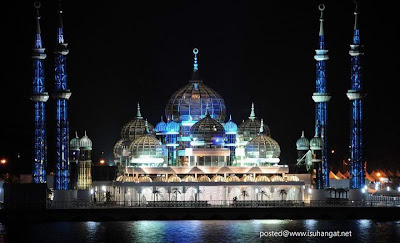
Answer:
[136, 102, 143, 118]
[259, 119, 264, 134]
[312, 4, 331, 189]
[31, 1, 49, 184]
[249, 102, 256, 120]
[347, 0, 365, 190]
[53, 0, 72, 190]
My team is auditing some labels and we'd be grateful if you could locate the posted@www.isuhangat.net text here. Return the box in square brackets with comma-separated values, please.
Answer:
[259, 230, 352, 238]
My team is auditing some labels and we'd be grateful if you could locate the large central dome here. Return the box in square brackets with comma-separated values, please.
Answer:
[165, 49, 226, 122]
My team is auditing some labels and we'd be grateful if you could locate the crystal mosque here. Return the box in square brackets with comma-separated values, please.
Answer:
[26, 1, 367, 205]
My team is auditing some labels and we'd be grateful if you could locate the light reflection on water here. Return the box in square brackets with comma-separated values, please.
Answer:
[2, 220, 400, 242]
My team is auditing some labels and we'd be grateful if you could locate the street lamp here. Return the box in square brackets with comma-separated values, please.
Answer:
[100, 159, 105, 165]
[0, 159, 6, 165]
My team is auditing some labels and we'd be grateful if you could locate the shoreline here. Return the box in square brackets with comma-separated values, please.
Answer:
[1, 207, 400, 222]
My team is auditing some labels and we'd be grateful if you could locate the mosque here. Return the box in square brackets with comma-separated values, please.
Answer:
[26, 2, 366, 205]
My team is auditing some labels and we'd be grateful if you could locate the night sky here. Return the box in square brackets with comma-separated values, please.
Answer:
[2, 1, 398, 174]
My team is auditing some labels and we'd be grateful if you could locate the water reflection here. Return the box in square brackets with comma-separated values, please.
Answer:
[1, 220, 400, 242]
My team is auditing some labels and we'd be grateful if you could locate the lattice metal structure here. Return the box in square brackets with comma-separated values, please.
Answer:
[31, 2, 49, 183]
[237, 103, 270, 143]
[190, 109, 225, 146]
[53, 5, 72, 190]
[165, 49, 226, 123]
[347, 3, 365, 189]
[312, 4, 331, 188]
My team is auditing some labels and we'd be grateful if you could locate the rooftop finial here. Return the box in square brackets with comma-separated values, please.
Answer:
[34, 2, 41, 33]
[249, 102, 256, 119]
[229, 114, 232, 121]
[191, 48, 201, 80]
[161, 116, 164, 122]
[136, 102, 143, 118]
[193, 48, 199, 72]
[205, 104, 210, 117]
[259, 119, 264, 134]
[301, 130, 305, 138]
[75, 131, 79, 138]
[56, 0, 65, 44]
[318, 4, 325, 36]
[84, 130, 87, 137]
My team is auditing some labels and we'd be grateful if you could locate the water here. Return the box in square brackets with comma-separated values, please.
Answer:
[1, 220, 400, 242]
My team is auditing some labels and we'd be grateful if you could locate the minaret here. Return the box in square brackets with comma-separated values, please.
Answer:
[347, 2, 365, 189]
[52, 2, 72, 190]
[312, 4, 331, 188]
[31, 2, 49, 184]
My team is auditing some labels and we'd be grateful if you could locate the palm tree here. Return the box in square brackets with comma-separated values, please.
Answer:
[171, 187, 181, 201]
[260, 190, 269, 201]
[152, 189, 162, 203]
[279, 189, 287, 201]
[241, 189, 249, 201]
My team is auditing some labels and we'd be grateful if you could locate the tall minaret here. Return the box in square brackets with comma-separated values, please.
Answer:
[312, 4, 331, 188]
[52, 2, 72, 190]
[31, 2, 49, 184]
[347, 2, 365, 189]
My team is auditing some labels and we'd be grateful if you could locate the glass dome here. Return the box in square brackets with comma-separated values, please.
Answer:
[296, 131, 310, 150]
[154, 116, 167, 133]
[310, 134, 322, 150]
[166, 118, 180, 133]
[190, 110, 225, 145]
[113, 139, 124, 159]
[121, 103, 154, 142]
[165, 49, 226, 122]
[245, 120, 280, 162]
[224, 115, 238, 134]
[129, 134, 166, 163]
[238, 103, 270, 143]
[79, 131, 92, 150]
[70, 131, 80, 150]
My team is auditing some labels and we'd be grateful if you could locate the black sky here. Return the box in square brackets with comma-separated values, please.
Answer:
[2, 0, 398, 174]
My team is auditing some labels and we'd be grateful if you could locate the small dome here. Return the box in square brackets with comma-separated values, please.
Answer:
[113, 139, 125, 159]
[286, 175, 300, 182]
[165, 49, 226, 122]
[238, 103, 270, 142]
[166, 118, 180, 133]
[245, 120, 280, 162]
[129, 133, 165, 160]
[270, 175, 284, 182]
[70, 132, 80, 150]
[122, 176, 139, 183]
[121, 103, 154, 142]
[241, 174, 255, 182]
[227, 174, 240, 182]
[168, 174, 182, 182]
[79, 131, 92, 150]
[224, 115, 238, 134]
[198, 175, 211, 182]
[154, 175, 167, 182]
[190, 110, 225, 145]
[138, 175, 152, 183]
[255, 175, 270, 182]
[154, 116, 167, 133]
[211, 175, 226, 182]
[296, 131, 310, 150]
[310, 134, 322, 150]
[183, 175, 197, 182]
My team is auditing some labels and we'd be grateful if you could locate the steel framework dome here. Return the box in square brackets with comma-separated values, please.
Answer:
[154, 117, 167, 133]
[166, 119, 180, 133]
[296, 131, 310, 150]
[190, 110, 225, 145]
[113, 139, 124, 159]
[245, 120, 280, 160]
[129, 134, 165, 159]
[79, 131, 92, 150]
[70, 132, 80, 150]
[238, 103, 270, 143]
[310, 134, 323, 150]
[224, 115, 238, 134]
[121, 103, 154, 142]
[165, 49, 226, 122]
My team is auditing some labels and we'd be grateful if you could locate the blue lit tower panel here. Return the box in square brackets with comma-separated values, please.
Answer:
[166, 116, 179, 166]
[224, 115, 237, 166]
[347, 4, 365, 189]
[53, 6, 72, 190]
[312, 5, 331, 188]
[31, 3, 49, 183]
